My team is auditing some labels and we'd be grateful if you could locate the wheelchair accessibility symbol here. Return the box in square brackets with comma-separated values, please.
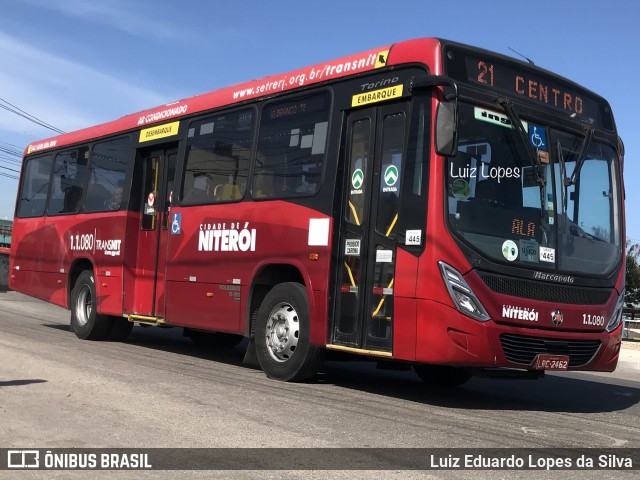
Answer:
[529, 124, 547, 151]
[171, 213, 182, 234]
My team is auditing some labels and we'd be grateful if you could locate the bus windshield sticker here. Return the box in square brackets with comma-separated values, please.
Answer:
[528, 124, 547, 151]
[501, 240, 518, 261]
[539, 246, 555, 263]
[345, 239, 361, 256]
[474, 107, 527, 131]
[519, 239, 538, 263]
[451, 179, 470, 200]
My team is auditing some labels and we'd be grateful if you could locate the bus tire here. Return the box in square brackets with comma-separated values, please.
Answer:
[413, 364, 472, 388]
[70, 270, 111, 340]
[255, 282, 322, 382]
[187, 329, 244, 348]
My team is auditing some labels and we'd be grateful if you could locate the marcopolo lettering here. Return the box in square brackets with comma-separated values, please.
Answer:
[533, 271, 575, 284]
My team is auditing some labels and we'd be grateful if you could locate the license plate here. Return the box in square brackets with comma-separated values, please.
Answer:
[533, 354, 569, 370]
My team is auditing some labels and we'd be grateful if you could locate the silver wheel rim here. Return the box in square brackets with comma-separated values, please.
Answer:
[265, 301, 300, 362]
[74, 284, 92, 327]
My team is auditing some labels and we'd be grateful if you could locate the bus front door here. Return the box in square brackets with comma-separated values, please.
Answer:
[128, 146, 177, 318]
[332, 103, 409, 353]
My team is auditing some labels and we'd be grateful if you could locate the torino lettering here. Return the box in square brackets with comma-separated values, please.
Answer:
[502, 305, 539, 322]
[198, 226, 256, 252]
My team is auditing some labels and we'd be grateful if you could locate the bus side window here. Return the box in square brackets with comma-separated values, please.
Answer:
[48, 146, 89, 214]
[16, 154, 53, 218]
[182, 109, 254, 205]
[253, 92, 330, 199]
[85, 136, 130, 213]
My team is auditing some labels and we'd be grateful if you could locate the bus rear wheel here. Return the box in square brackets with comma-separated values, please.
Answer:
[255, 282, 322, 382]
[413, 364, 472, 388]
[70, 270, 112, 340]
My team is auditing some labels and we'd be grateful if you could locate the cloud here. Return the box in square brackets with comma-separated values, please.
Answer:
[16, 0, 186, 40]
[0, 31, 172, 139]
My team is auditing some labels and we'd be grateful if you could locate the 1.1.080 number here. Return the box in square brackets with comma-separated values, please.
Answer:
[70, 233, 94, 251]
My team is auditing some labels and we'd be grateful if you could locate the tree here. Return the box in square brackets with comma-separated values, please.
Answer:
[626, 241, 640, 306]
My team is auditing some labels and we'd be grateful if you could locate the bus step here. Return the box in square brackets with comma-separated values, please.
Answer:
[476, 368, 544, 380]
[127, 314, 166, 326]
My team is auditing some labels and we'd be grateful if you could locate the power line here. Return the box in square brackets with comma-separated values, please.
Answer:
[0, 165, 19, 173]
[0, 147, 22, 159]
[0, 97, 66, 135]
[0, 171, 18, 180]
[0, 156, 21, 166]
[0, 141, 23, 156]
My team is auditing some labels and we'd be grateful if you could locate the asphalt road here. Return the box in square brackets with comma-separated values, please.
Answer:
[0, 290, 639, 480]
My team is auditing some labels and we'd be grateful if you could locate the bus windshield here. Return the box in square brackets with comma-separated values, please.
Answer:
[446, 102, 621, 276]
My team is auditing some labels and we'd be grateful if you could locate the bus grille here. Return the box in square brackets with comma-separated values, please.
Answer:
[477, 272, 612, 305]
[499, 333, 601, 367]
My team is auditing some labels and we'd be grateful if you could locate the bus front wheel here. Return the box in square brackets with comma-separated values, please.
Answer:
[255, 282, 322, 381]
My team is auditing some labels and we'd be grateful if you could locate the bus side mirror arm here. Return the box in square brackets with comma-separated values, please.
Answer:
[413, 76, 459, 157]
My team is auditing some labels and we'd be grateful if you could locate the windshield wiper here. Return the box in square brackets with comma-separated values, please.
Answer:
[497, 98, 550, 243]
[497, 98, 546, 187]
[557, 139, 568, 216]
[567, 125, 594, 186]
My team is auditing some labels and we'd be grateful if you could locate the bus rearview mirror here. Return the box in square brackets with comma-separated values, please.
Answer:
[436, 101, 458, 157]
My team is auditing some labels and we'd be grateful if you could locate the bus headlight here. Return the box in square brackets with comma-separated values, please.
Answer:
[606, 289, 625, 332]
[439, 261, 490, 321]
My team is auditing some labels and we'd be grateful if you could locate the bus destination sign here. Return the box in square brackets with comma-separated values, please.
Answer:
[444, 47, 612, 130]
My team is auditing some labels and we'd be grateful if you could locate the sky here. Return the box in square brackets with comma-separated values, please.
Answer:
[0, 0, 638, 243]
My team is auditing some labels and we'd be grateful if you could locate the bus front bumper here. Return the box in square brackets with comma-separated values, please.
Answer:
[411, 299, 621, 373]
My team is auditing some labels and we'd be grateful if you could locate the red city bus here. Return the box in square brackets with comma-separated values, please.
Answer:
[10, 38, 626, 385]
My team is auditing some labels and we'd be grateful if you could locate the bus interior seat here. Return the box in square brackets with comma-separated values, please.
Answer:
[219, 184, 242, 201]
